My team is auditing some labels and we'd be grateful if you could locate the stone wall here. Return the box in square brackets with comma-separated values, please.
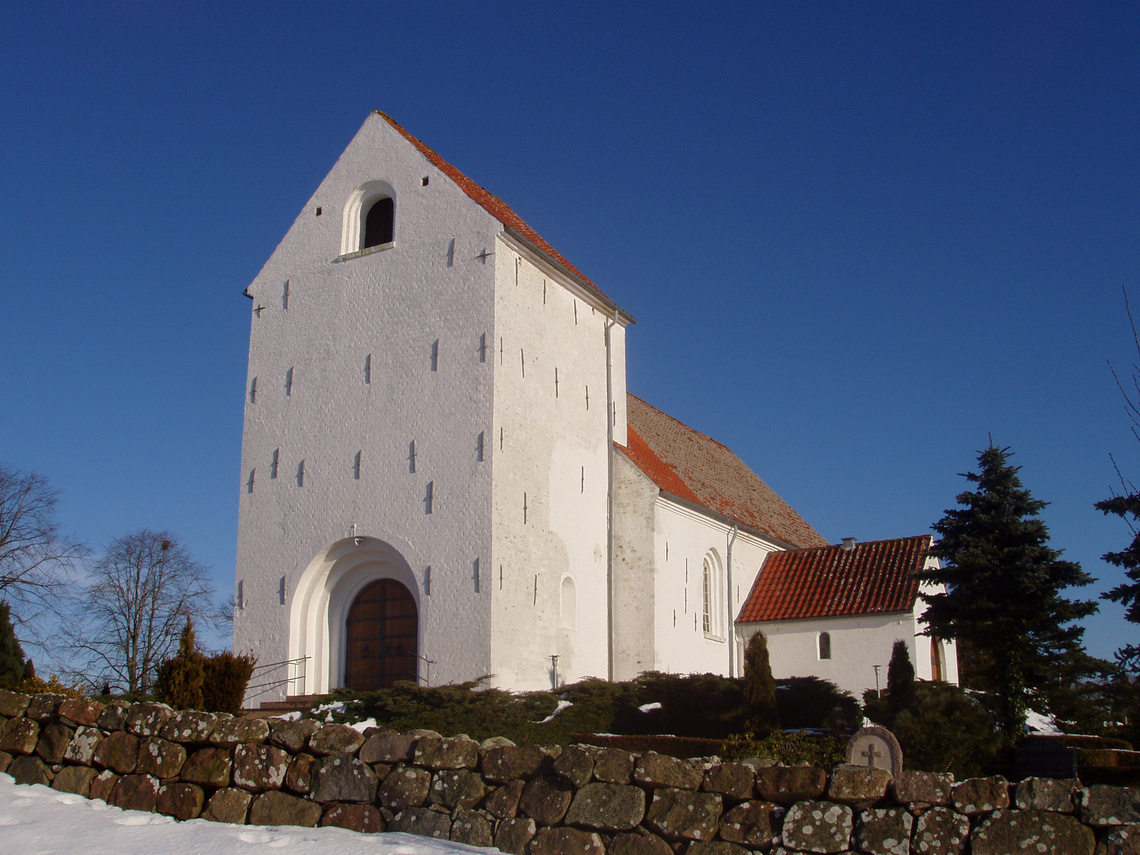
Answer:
[1, 690, 1138, 854]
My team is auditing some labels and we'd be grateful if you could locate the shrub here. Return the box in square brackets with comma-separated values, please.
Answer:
[201, 651, 256, 714]
[18, 672, 86, 699]
[154, 617, 205, 710]
[743, 632, 779, 738]
[885, 639, 917, 726]
[724, 730, 846, 767]
[777, 676, 861, 732]
[0, 601, 27, 690]
[892, 681, 1001, 777]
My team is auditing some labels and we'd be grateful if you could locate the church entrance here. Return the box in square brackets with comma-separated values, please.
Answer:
[344, 579, 418, 690]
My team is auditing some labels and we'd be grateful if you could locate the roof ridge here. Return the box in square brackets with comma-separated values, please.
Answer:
[787, 534, 934, 554]
[375, 111, 614, 307]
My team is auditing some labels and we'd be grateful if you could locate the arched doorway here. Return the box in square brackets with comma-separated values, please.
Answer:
[345, 579, 418, 690]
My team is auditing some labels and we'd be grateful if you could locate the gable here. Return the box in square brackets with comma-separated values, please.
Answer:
[737, 535, 933, 623]
[618, 395, 827, 549]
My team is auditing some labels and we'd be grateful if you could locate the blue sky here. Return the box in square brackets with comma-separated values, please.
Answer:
[2, 2, 1138, 665]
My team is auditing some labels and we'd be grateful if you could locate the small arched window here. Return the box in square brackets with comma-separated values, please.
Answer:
[702, 551, 724, 639]
[818, 631, 831, 660]
[560, 576, 577, 629]
[930, 638, 944, 681]
[364, 197, 394, 248]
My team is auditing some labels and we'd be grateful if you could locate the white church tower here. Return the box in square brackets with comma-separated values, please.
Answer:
[234, 113, 633, 700]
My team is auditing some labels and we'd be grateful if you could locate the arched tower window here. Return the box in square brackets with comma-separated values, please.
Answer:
[560, 576, 577, 629]
[818, 631, 831, 660]
[930, 638, 944, 681]
[364, 196, 394, 248]
[702, 551, 724, 639]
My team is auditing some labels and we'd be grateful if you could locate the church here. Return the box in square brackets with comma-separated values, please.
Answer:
[233, 112, 956, 703]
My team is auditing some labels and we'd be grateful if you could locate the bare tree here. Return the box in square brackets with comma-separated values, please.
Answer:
[72, 530, 216, 693]
[0, 465, 83, 636]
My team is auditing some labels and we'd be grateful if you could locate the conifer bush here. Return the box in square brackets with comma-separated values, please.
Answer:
[0, 601, 27, 690]
[885, 639, 917, 725]
[743, 631, 779, 737]
[154, 617, 206, 710]
[201, 651, 256, 713]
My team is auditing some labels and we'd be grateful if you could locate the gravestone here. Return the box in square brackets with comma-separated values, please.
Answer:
[846, 726, 904, 778]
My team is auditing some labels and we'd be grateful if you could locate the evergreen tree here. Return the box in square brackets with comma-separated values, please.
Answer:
[0, 601, 27, 690]
[154, 616, 205, 710]
[1095, 489, 1140, 669]
[742, 630, 779, 737]
[885, 639, 917, 726]
[917, 444, 1098, 738]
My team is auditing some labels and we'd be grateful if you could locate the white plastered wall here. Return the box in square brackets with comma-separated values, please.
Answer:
[234, 114, 500, 701]
[487, 235, 629, 690]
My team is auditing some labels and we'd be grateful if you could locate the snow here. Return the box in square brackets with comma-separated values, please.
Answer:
[638, 702, 661, 713]
[0, 773, 489, 855]
[1025, 709, 1063, 735]
[537, 700, 572, 724]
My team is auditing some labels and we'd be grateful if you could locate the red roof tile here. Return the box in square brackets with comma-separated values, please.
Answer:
[736, 535, 934, 623]
[619, 395, 827, 549]
[377, 112, 618, 308]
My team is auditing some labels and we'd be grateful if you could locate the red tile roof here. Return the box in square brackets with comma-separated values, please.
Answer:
[377, 112, 618, 309]
[736, 535, 934, 623]
[619, 395, 827, 549]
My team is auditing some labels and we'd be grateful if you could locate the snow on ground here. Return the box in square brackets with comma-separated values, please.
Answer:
[538, 700, 572, 724]
[1025, 709, 1063, 736]
[0, 773, 489, 855]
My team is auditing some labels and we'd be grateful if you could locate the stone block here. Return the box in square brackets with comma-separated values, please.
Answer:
[202, 787, 253, 824]
[321, 802, 385, 833]
[308, 723, 365, 756]
[388, 806, 452, 839]
[249, 790, 322, 827]
[481, 744, 548, 782]
[284, 752, 316, 795]
[971, 808, 1094, 855]
[449, 808, 493, 847]
[35, 722, 73, 764]
[1014, 776, 1079, 813]
[0, 749, 9, 772]
[378, 764, 431, 811]
[124, 702, 174, 737]
[610, 830, 674, 855]
[310, 753, 379, 803]
[63, 725, 101, 765]
[210, 715, 269, 747]
[233, 742, 291, 792]
[892, 770, 952, 808]
[156, 782, 205, 820]
[756, 765, 828, 805]
[58, 696, 104, 728]
[413, 734, 479, 769]
[138, 737, 188, 779]
[110, 774, 159, 812]
[180, 746, 233, 788]
[360, 731, 416, 764]
[686, 843, 751, 855]
[94, 730, 140, 774]
[0, 717, 39, 754]
[719, 800, 779, 847]
[644, 787, 723, 841]
[702, 761, 755, 800]
[529, 826, 605, 855]
[553, 744, 595, 787]
[0, 689, 30, 718]
[592, 747, 636, 783]
[634, 751, 704, 791]
[158, 710, 219, 745]
[856, 807, 913, 855]
[494, 816, 537, 855]
[268, 717, 319, 753]
[1102, 824, 1140, 855]
[1080, 785, 1140, 827]
[484, 778, 525, 819]
[7, 754, 51, 786]
[950, 776, 1009, 815]
[88, 770, 118, 802]
[781, 800, 853, 854]
[52, 765, 97, 796]
[428, 768, 485, 810]
[828, 763, 892, 808]
[95, 700, 131, 731]
[912, 806, 970, 855]
[565, 781, 646, 831]
[519, 775, 574, 825]
[26, 693, 65, 721]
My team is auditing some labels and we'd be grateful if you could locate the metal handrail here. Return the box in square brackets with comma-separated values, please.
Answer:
[245, 656, 308, 700]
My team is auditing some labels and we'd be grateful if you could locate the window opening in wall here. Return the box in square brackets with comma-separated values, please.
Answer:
[473, 558, 480, 593]
[279, 576, 287, 605]
[499, 565, 503, 590]
[271, 448, 279, 479]
[931, 638, 944, 681]
[585, 385, 590, 410]
[702, 562, 712, 633]
[499, 337, 503, 365]
[818, 632, 832, 660]
[249, 377, 257, 403]
[580, 465, 584, 493]
[425, 566, 432, 595]
[533, 574, 538, 605]
[543, 280, 547, 304]
[479, 333, 486, 363]
[409, 440, 416, 473]
[477, 432, 485, 462]
[560, 576, 577, 629]
[520, 349, 525, 377]
[297, 460, 305, 487]
[422, 176, 429, 186]
[554, 367, 559, 397]
[282, 280, 290, 310]
[702, 552, 724, 639]
[315, 206, 322, 216]
[574, 301, 578, 325]
[431, 340, 439, 372]
[285, 367, 293, 396]
[666, 542, 669, 561]
[500, 427, 503, 451]
[523, 492, 528, 524]
[364, 354, 371, 384]
[353, 450, 361, 480]
[237, 580, 244, 610]
[425, 481, 434, 514]
[363, 196, 394, 248]
[247, 469, 255, 494]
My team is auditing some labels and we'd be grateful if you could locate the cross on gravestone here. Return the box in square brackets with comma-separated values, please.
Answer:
[846, 725, 904, 778]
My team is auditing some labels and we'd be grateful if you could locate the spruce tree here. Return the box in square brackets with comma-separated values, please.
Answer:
[885, 639, 917, 726]
[1096, 490, 1140, 668]
[154, 616, 205, 710]
[742, 630, 779, 737]
[917, 444, 1098, 738]
[0, 601, 27, 690]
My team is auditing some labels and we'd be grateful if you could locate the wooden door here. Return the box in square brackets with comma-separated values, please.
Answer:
[345, 579, 417, 691]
